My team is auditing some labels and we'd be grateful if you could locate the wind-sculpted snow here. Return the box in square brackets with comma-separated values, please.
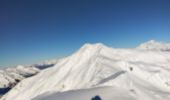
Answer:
[1, 41, 170, 100]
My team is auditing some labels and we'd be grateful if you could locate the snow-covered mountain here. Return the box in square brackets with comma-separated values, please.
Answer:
[1, 40, 170, 100]
[0, 65, 39, 89]
[137, 40, 170, 51]
[0, 59, 58, 88]
[0, 63, 56, 97]
[0, 65, 40, 97]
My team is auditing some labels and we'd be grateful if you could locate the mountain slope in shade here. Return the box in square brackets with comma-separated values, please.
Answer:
[137, 40, 170, 51]
[1, 41, 170, 100]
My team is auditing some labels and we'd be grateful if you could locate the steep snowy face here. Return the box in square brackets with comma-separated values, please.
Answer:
[1, 42, 170, 100]
[137, 40, 170, 51]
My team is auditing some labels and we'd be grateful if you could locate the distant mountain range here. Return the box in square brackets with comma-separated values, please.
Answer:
[0, 63, 56, 97]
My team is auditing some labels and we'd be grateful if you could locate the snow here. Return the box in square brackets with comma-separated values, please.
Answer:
[1, 40, 170, 100]
[0, 63, 55, 97]
[33, 86, 136, 100]
[0, 65, 40, 89]
[137, 40, 170, 51]
[0, 65, 40, 98]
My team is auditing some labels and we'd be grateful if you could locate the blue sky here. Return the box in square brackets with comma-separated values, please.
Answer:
[0, 0, 170, 67]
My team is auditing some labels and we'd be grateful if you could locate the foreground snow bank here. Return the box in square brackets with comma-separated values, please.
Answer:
[33, 86, 136, 100]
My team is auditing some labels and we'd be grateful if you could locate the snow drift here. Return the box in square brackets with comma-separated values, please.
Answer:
[33, 86, 136, 100]
[1, 40, 170, 100]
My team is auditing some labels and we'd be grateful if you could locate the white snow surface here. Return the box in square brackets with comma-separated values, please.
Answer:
[137, 40, 170, 51]
[1, 41, 170, 100]
[33, 86, 136, 100]
[0, 65, 39, 88]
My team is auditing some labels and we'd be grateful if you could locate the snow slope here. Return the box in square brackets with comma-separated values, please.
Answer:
[0, 65, 40, 97]
[0, 63, 55, 97]
[0, 60, 57, 89]
[137, 40, 170, 51]
[1, 41, 170, 100]
[33, 86, 136, 100]
[0, 65, 39, 89]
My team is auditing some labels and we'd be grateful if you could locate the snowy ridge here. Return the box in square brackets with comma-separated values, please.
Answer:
[1, 41, 170, 100]
[137, 40, 170, 51]
[0, 65, 40, 98]
[0, 63, 56, 97]
[0, 65, 39, 89]
[0, 58, 58, 89]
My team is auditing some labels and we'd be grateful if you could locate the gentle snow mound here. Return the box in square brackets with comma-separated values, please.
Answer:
[33, 86, 136, 100]
[137, 40, 170, 51]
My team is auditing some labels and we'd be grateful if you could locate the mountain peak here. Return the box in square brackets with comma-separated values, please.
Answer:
[147, 40, 157, 43]
[77, 43, 105, 54]
[137, 40, 170, 51]
[81, 43, 105, 49]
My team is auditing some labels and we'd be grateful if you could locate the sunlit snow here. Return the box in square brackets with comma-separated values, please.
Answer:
[1, 40, 170, 100]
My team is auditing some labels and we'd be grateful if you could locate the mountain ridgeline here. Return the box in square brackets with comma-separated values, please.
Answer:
[1, 40, 170, 100]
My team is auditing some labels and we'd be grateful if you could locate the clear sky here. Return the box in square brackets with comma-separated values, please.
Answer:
[0, 0, 170, 67]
